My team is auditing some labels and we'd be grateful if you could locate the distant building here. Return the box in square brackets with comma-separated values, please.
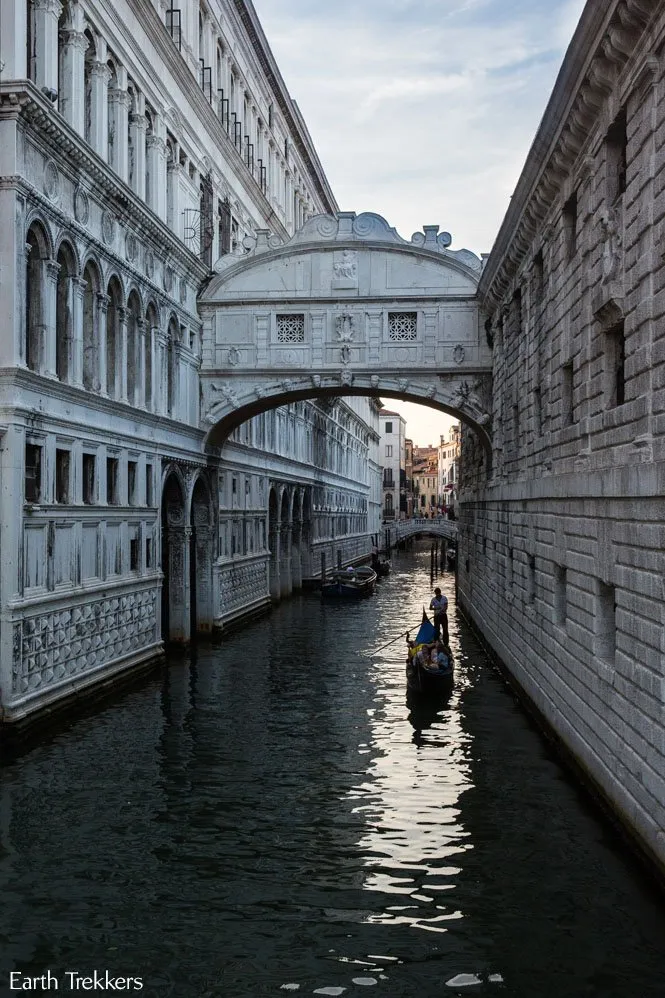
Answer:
[438, 424, 460, 510]
[379, 410, 406, 520]
[404, 438, 414, 518]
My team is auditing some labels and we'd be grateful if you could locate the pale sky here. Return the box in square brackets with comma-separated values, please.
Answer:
[252, 0, 586, 443]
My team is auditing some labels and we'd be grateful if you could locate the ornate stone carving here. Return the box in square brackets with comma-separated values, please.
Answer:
[340, 370, 353, 386]
[73, 186, 89, 224]
[600, 206, 623, 283]
[43, 160, 59, 200]
[450, 380, 490, 425]
[311, 374, 321, 388]
[145, 250, 154, 279]
[125, 232, 138, 262]
[424, 383, 437, 398]
[164, 263, 174, 292]
[12, 590, 158, 695]
[179, 277, 187, 303]
[227, 347, 241, 367]
[333, 251, 357, 283]
[370, 375, 380, 389]
[211, 381, 239, 407]
[398, 378, 409, 392]
[453, 345, 465, 364]
[281, 379, 294, 393]
[101, 210, 116, 245]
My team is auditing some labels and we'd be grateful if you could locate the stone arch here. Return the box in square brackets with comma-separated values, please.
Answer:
[166, 313, 180, 417]
[279, 485, 292, 598]
[160, 467, 187, 643]
[82, 257, 101, 390]
[189, 472, 214, 635]
[106, 275, 124, 398]
[24, 219, 52, 372]
[267, 486, 280, 600]
[144, 300, 159, 411]
[55, 239, 78, 382]
[126, 288, 142, 406]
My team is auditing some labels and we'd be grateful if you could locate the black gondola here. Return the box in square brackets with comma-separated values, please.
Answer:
[445, 544, 456, 569]
[405, 612, 454, 696]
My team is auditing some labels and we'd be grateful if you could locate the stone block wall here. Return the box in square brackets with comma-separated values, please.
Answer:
[460, 0, 665, 872]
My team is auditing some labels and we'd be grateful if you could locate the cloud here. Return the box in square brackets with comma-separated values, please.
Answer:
[252, 0, 585, 254]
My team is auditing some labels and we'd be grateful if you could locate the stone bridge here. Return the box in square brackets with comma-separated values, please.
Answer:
[390, 518, 458, 542]
[198, 212, 493, 458]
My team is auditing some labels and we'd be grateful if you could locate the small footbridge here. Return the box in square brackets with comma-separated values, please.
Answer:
[384, 518, 458, 548]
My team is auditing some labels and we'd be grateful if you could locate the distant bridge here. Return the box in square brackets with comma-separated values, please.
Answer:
[384, 518, 458, 545]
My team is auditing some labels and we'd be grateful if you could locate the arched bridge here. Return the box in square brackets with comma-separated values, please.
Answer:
[198, 212, 493, 458]
[388, 518, 458, 543]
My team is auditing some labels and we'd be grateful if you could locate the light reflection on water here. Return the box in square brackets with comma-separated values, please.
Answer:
[1, 547, 665, 997]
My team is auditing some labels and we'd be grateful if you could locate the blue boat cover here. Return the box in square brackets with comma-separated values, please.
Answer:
[414, 615, 436, 645]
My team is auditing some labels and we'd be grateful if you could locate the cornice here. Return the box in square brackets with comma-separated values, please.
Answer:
[6, 82, 208, 284]
[478, 0, 655, 312]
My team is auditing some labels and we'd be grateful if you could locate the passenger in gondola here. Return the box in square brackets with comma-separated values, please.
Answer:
[434, 641, 453, 674]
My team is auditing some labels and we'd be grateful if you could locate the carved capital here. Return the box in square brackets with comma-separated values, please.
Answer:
[96, 292, 110, 313]
[46, 260, 60, 283]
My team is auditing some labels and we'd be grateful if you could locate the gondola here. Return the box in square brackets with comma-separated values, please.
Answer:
[405, 612, 454, 696]
[321, 565, 377, 599]
[371, 555, 391, 577]
[445, 544, 456, 570]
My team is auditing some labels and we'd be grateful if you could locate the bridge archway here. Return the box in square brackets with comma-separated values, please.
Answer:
[198, 211, 493, 468]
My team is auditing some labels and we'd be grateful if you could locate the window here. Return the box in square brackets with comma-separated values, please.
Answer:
[146, 536, 154, 569]
[597, 581, 616, 663]
[106, 457, 119, 505]
[606, 321, 625, 408]
[563, 192, 577, 261]
[25, 444, 42, 503]
[388, 312, 417, 341]
[528, 555, 536, 604]
[276, 314, 305, 343]
[385, 445, 393, 457]
[129, 526, 139, 572]
[606, 107, 627, 203]
[128, 460, 137, 505]
[145, 464, 153, 506]
[533, 387, 542, 437]
[83, 454, 96, 504]
[533, 249, 544, 308]
[55, 449, 70, 504]
[385, 421, 393, 434]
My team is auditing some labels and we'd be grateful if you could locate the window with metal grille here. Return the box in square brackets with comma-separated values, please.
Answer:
[388, 312, 418, 340]
[166, 5, 182, 50]
[25, 444, 42, 503]
[277, 314, 305, 343]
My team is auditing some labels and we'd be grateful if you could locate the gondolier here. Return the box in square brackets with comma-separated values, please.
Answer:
[429, 587, 449, 643]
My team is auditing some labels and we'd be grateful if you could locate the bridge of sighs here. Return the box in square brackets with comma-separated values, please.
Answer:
[197, 211, 493, 457]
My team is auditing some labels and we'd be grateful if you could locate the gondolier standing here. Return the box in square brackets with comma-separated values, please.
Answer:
[429, 587, 449, 643]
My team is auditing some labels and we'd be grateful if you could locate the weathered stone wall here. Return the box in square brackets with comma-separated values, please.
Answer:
[460, 0, 665, 871]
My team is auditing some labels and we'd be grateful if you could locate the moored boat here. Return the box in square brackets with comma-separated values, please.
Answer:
[321, 565, 377, 599]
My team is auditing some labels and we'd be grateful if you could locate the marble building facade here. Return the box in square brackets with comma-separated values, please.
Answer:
[458, 0, 665, 872]
[0, 0, 380, 725]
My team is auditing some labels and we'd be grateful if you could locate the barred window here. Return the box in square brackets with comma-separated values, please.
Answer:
[276, 314, 305, 343]
[388, 311, 418, 340]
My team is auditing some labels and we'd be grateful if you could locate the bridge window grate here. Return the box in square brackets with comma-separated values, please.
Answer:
[388, 311, 418, 340]
[277, 314, 305, 343]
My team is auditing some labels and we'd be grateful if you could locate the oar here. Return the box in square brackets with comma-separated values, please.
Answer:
[363, 620, 423, 657]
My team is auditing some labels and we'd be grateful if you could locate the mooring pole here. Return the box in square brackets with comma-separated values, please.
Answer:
[321, 552, 326, 585]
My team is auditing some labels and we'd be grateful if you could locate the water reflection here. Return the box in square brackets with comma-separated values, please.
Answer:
[1, 548, 665, 997]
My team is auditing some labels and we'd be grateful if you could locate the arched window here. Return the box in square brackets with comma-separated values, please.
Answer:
[83, 28, 96, 145]
[145, 108, 154, 208]
[55, 242, 77, 382]
[107, 58, 118, 165]
[106, 277, 122, 398]
[127, 83, 137, 190]
[25, 222, 50, 372]
[167, 316, 179, 416]
[82, 260, 100, 390]
[126, 290, 142, 406]
[145, 303, 158, 411]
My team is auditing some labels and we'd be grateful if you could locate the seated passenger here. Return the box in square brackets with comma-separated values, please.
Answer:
[435, 641, 453, 673]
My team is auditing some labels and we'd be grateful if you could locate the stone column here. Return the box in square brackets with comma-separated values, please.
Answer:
[292, 517, 303, 589]
[146, 133, 167, 218]
[32, 0, 62, 93]
[155, 330, 168, 414]
[44, 260, 60, 377]
[129, 111, 147, 199]
[88, 60, 110, 158]
[167, 161, 181, 236]
[280, 523, 292, 598]
[71, 275, 86, 387]
[149, 326, 159, 411]
[118, 305, 128, 402]
[58, 13, 87, 135]
[137, 318, 146, 408]
[97, 292, 109, 395]
[269, 525, 281, 600]
[108, 88, 130, 182]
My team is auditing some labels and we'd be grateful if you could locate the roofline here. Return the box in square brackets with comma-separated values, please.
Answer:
[233, 0, 338, 216]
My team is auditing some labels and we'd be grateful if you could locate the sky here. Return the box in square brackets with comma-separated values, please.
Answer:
[252, 0, 587, 444]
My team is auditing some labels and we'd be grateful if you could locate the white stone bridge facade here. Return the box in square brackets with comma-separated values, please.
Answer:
[198, 212, 493, 457]
[390, 518, 458, 543]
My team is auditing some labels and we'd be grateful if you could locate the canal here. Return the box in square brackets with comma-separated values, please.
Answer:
[1, 547, 665, 997]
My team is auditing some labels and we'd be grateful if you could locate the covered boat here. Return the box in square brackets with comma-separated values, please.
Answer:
[321, 565, 377, 599]
[405, 612, 454, 695]
[371, 554, 391, 577]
